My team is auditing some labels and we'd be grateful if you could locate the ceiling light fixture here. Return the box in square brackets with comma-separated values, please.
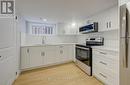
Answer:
[71, 22, 76, 27]
[40, 18, 47, 22]
[43, 19, 47, 22]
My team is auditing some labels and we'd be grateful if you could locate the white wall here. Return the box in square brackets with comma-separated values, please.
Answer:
[19, 17, 26, 46]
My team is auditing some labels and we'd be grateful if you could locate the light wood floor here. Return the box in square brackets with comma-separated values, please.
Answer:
[13, 63, 103, 85]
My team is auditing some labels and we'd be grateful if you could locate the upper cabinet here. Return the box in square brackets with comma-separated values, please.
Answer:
[57, 22, 79, 35]
[119, 0, 128, 6]
[0, 17, 15, 49]
[84, 5, 118, 33]
[99, 6, 118, 32]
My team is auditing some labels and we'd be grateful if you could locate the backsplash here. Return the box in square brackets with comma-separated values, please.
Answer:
[77, 30, 119, 49]
[23, 35, 77, 46]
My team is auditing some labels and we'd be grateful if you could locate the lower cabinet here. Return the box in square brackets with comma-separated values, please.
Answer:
[44, 46, 60, 65]
[93, 48, 119, 85]
[59, 45, 74, 62]
[21, 46, 45, 69]
[29, 47, 44, 68]
[21, 47, 30, 69]
[20, 45, 74, 70]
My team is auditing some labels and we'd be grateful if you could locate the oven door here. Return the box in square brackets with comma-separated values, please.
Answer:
[76, 46, 92, 67]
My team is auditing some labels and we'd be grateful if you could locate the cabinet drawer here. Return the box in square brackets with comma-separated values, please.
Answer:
[93, 65, 118, 85]
[93, 49, 118, 61]
[93, 55, 118, 72]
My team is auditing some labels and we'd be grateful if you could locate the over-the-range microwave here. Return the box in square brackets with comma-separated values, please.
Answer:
[79, 22, 98, 33]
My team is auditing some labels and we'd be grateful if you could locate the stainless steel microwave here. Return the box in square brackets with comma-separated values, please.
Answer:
[79, 22, 98, 33]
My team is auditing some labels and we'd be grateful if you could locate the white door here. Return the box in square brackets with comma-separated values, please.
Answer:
[29, 47, 44, 68]
[0, 49, 16, 85]
[0, 17, 15, 49]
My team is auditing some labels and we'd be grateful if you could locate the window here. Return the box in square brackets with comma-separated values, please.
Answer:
[27, 22, 56, 35]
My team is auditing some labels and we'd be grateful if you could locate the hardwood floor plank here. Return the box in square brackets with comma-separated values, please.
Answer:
[13, 63, 103, 85]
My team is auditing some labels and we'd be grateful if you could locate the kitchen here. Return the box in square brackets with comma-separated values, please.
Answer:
[0, 0, 129, 85]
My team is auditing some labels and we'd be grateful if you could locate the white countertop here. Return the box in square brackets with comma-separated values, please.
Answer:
[92, 46, 119, 52]
[21, 43, 119, 52]
[21, 43, 78, 47]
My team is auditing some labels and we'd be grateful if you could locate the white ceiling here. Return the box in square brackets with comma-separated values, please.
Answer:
[16, 0, 117, 23]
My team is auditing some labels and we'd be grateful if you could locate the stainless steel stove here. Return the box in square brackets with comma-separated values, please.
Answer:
[75, 37, 104, 76]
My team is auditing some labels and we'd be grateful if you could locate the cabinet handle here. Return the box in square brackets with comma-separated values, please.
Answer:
[41, 52, 45, 56]
[60, 50, 63, 54]
[99, 73, 107, 79]
[59, 46, 63, 48]
[99, 52, 107, 55]
[107, 22, 109, 28]
[109, 21, 111, 28]
[99, 61, 107, 65]
[27, 49, 29, 53]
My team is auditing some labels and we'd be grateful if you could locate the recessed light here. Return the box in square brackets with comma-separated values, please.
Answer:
[40, 18, 47, 22]
[71, 22, 76, 27]
[43, 19, 47, 22]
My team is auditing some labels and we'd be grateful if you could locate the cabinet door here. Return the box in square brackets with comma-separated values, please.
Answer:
[119, 0, 128, 6]
[98, 6, 118, 32]
[60, 45, 74, 62]
[109, 7, 118, 30]
[21, 47, 30, 69]
[44, 46, 59, 65]
[57, 23, 66, 35]
[29, 47, 44, 68]
[98, 12, 107, 32]
[0, 17, 15, 49]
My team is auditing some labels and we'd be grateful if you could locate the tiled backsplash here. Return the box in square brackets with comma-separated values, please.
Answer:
[77, 30, 119, 49]
[22, 35, 77, 45]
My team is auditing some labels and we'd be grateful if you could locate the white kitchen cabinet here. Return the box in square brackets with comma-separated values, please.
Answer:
[0, 17, 15, 49]
[21, 45, 75, 70]
[106, 6, 118, 31]
[44, 46, 60, 65]
[29, 47, 44, 68]
[98, 6, 118, 32]
[86, 6, 118, 32]
[59, 45, 74, 62]
[57, 23, 66, 35]
[21, 46, 45, 69]
[119, 0, 128, 6]
[21, 47, 30, 69]
[93, 48, 119, 85]
[44, 45, 74, 65]
[57, 23, 79, 35]
[65, 27, 79, 35]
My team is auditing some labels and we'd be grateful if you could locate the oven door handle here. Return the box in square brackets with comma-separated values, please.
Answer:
[76, 46, 90, 50]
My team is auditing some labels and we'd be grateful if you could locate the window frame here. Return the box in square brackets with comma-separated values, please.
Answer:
[27, 21, 57, 36]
